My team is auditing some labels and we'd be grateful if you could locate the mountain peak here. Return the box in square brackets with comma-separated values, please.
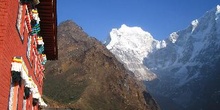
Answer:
[168, 32, 179, 43]
[120, 24, 129, 29]
[105, 25, 159, 81]
[216, 5, 220, 20]
[106, 24, 155, 51]
[119, 24, 151, 36]
[191, 19, 199, 32]
[105, 5, 220, 110]
[216, 5, 220, 12]
[44, 20, 160, 109]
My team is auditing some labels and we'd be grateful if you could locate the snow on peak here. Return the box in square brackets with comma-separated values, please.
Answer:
[216, 5, 220, 13]
[105, 24, 158, 81]
[215, 5, 220, 20]
[191, 19, 199, 32]
[106, 24, 155, 55]
[118, 24, 153, 37]
[169, 32, 179, 43]
[156, 40, 167, 49]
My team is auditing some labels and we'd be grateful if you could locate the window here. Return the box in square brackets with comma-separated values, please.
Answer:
[26, 35, 32, 66]
[16, 2, 24, 42]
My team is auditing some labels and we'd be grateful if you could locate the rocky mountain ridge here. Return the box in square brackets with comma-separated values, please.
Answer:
[43, 20, 160, 110]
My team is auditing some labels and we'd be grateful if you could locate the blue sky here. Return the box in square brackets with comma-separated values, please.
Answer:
[58, 0, 219, 41]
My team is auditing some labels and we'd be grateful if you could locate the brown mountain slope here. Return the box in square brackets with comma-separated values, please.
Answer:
[43, 20, 160, 110]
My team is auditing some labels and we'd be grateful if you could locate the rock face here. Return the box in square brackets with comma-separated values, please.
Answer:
[43, 20, 160, 110]
[105, 5, 220, 110]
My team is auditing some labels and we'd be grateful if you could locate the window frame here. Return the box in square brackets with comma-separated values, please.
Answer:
[16, 2, 26, 43]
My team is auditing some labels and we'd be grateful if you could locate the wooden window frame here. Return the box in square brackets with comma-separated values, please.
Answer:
[26, 35, 32, 67]
[16, 2, 27, 43]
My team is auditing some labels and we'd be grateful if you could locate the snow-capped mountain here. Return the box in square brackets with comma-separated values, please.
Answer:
[144, 5, 220, 110]
[105, 5, 220, 110]
[145, 4, 220, 83]
[104, 24, 167, 81]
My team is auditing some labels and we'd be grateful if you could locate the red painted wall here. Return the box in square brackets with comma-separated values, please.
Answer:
[0, 1, 44, 109]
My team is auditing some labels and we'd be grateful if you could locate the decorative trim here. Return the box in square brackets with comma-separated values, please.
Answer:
[8, 81, 19, 110]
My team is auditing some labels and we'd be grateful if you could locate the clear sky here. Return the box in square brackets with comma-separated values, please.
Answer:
[57, 0, 219, 41]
